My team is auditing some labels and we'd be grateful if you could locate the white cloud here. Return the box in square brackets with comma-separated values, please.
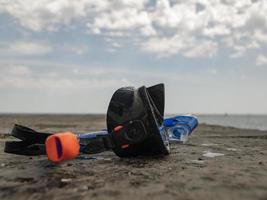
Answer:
[141, 35, 217, 58]
[110, 42, 123, 48]
[62, 44, 89, 55]
[0, 0, 98, 31]
[1, 0, 267, 61]
[207, 69, 217, 75]
[141, 36, 182, 57]
[0, 62, 185, 90]
[0, 65, 32, 88]
[1, 41, 53, 55]
[0, 64, 131, 90]
[0, 65, 32, 77]
[202, 25, 231, 37]
[0, 0, 148, 32]
[183, 40, 217, 58]
[256, 54, 267, 66]
[253, 30, 267, 44]
[90, 9, 151, 31]
[140, 25, 157, 36]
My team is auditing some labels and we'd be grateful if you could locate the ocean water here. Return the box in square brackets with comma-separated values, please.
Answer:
[197, 115, 267, 131]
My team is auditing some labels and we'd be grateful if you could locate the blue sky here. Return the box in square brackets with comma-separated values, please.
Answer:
[0, 0, 267, 114]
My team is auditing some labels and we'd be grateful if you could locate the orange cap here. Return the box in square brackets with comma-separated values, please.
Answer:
[45, 132, 80, 163]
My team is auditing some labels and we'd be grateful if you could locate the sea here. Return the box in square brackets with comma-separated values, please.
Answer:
[196, 114, 267, 131]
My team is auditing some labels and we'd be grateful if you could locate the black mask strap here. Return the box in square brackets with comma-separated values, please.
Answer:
[4, 124, 52, 155]
[4, 124, 113, 156]
[5, 121, 149, 156]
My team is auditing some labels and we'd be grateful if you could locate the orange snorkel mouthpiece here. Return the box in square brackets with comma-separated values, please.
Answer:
[45, 132, 80, 163]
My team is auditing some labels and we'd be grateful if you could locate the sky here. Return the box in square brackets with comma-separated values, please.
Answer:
[0, 0, 267, 114]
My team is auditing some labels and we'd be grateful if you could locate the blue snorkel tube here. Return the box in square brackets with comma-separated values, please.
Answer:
[163, 115, 198, 143]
